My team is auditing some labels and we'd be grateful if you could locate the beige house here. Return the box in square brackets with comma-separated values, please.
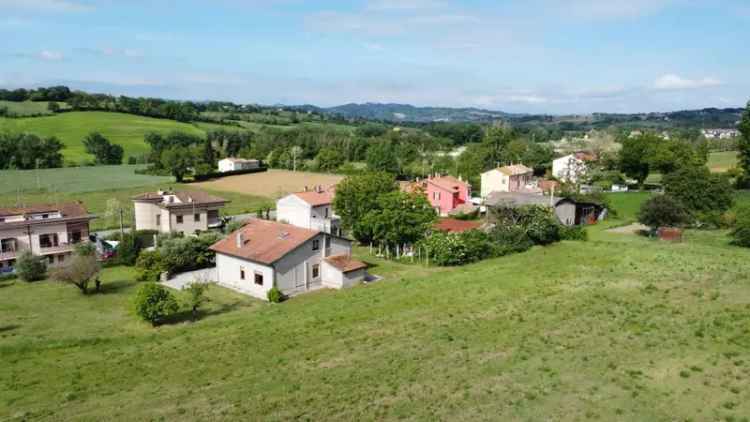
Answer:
[210, 219, 367, 300]
[0, 202, 95, 272]
[132, 190, 228, 235]
[480, 164, 535, 198]
[276, 186, 342, 236]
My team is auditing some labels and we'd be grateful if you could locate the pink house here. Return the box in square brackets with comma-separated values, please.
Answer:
[425, 175, 471, 216]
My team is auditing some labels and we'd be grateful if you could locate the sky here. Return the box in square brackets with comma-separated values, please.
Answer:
[1, 0, 749, 114]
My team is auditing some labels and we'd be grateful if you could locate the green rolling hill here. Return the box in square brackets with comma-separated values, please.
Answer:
[0, 111, 210, 164]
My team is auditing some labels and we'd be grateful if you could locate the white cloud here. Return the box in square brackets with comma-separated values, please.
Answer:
[366, 0, 446, 11]
[38, 50, 64, 61]
[547, 0, 675, 20]
[0, 0, 91, 13]
[652, 74, 722, 90]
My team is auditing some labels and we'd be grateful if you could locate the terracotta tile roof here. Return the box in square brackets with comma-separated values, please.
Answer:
[210, 219, 320, 265]
[433, 218, 482, 233]
[0, 201, 90, 219]
[132, 190, 228, 207]
[293, 189, 334, 207]
[324, 254, 368, 273]
[497, 164, 533, 176]
[427, 175, 469, 192]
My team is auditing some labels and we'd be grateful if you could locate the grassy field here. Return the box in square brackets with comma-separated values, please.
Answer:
[0, 165, 171, 194]
[2, 218, 750, 420]
[0, 101, 68, 117]
[708, 151, 739, 173]
[0, 112, 209, 163]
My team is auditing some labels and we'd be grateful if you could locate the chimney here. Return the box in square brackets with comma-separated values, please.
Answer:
[236, 232, 244, 248]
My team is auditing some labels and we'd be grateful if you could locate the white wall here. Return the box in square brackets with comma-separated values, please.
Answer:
[215, 253, 275, 300]
[553, 155, 586, 183]
[274, 234, 325, 293]
[134, 202, 160, 232]
[481, 169, 509, 198]
[276, 195, 313, 229]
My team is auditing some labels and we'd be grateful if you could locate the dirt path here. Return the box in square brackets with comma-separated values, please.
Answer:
[607, 223, 649, 235]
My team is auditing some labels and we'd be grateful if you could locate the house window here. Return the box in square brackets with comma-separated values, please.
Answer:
[47, 255, 55, 264]
[156, 215, 161, 226]
[325, 236, 331, 249]
[1, 238, 16, 253]
[42, 214, 49, 219]
[312, 264, 320, 279]
[312, 239, 320, 251]
[176, 215, 183, 224]
[240, 267, 246, 280]
[324, 207, 329, 218]
[58, 254, 65, 263]
[254, 272, 264, 286]
[0, 217, 5, 223]
[194, 213, 201, 222]
[39, 233, 59, 248]
[70, 231, 82, 244]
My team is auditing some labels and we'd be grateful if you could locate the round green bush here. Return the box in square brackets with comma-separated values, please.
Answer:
[267, 287, 284, 303]
[15, 251, 47, 282]
[133, 283, 178, 326]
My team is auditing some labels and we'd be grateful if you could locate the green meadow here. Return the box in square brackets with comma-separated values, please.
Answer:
[2, 194, 750, 420]
[0, 111, 208, 163]
[708, 150, 740, 173]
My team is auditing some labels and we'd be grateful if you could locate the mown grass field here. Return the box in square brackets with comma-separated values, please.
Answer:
[0, 166, 271, 231]
[0, 165, 171, 194]
[708, 150, 739, 173]
[0, 101, 68, 117]
[2, 196, 750, 420]
[0, 112, 208, 163]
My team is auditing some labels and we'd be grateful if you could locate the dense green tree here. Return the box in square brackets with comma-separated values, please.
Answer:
[366, 142, 398, 173]
[316, 147, 345, 172]
[333, 173, 398, 242]
[663, 164, 734, 215]
[0, 133, 64, 169]
[83, 132, 123, 165]
[738, 101, 750, 177]
[619, 134, 655, 186]
[360, 191, 436, 249]
[161, 146, 194, 182]
[638, 195, 689, 229]
[648, 139, 703, 175]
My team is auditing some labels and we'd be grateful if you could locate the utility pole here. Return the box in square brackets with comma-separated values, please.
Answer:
[119, 208, 125, 240]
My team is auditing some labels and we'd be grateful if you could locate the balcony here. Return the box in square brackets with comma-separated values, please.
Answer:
[38, 243, 76, 255]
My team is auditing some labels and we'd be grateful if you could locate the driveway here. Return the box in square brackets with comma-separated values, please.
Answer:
[162, 267, 217, 290]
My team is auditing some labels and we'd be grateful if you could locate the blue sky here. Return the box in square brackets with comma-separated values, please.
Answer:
[1, 0, 749, 114]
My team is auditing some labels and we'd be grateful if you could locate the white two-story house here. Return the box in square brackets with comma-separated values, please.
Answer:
[210, 218, 367, 300]
[0, 202, 95, 272]
[133, 190, 228, 235]
[276, 187, 342, 236]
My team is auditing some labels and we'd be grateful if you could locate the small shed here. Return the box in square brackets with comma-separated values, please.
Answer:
[322, 255, 368, 289]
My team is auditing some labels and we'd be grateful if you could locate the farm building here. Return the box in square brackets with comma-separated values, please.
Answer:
[210, 219, 367, 300]
[132, 190, 228, 235]
[218, 157, 261, 173]
[485, 192, 606, 227]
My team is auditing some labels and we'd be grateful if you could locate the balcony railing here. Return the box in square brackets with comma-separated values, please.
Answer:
[38, 243, 76, 255]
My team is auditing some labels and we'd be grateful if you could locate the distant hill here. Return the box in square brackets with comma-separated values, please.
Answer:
[300, 102, 744, 128]
[308, 103, 517, 123]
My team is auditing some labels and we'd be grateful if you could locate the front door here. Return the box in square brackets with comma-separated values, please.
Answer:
[295, 265, 306, 289]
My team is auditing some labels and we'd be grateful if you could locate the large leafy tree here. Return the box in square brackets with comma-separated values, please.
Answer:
[332, 172, 397, 242]
[161, 146, 194, 182]
[663, 164, 734, 215]
[738, 101, 750, 177]
[83, 132, 123, 165]
[360, 191, 436, 249]
[638, 195, 689, 229]
[366, 141, 398, 173]
[619, 134, 656, 186]
[316, 147, 345, 172]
